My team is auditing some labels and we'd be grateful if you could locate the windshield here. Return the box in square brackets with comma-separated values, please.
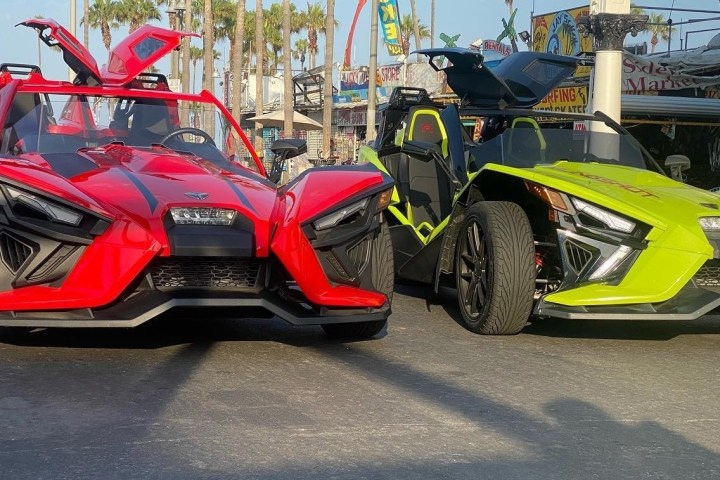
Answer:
[1, 92, 263, 175]
[467, 125, 657, 173]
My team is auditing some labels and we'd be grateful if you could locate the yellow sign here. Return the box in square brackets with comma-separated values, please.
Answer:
[535, 86, 588, 113]
[532, 6, 592, 77]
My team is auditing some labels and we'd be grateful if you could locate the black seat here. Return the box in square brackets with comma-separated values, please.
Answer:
[3, 93, 42, 154]
[403, 106, 454, 231]
[129, 99, 173, 146]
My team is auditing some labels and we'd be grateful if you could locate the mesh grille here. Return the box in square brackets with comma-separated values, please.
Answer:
[0, 232, 33, 273]
[149, 257, 262, 290]
[694, 260, 720, 288]
[564, 239, 593, 275]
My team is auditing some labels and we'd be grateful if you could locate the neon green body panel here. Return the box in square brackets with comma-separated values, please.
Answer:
[479, 162, 716, 306]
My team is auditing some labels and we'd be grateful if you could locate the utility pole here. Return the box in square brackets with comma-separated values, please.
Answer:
[366, 0, 379, 143]
[430, 0, 435, 48]
[83, 0, 89, 48]
[322, 0, 336, 157]
[69, 0, 76, 81]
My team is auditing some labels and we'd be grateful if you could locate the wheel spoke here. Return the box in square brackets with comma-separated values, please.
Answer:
[460, 271, 473, 281]
[468, 279, 480, 314]
[466, 225, 478, 259]
[472, 223, 482, 260]
[475, 281, 485, 306]
[461, 253, 475, 266]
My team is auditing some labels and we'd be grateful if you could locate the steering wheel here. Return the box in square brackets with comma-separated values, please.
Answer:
[160, 128, 216, 146]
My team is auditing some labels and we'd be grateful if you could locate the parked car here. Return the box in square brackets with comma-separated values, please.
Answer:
[0, 19, 394, 338]
[361, 47, 720, 334]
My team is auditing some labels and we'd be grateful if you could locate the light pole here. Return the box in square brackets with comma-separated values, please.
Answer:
[167, 0, 185, 82]
[69, 0, 77, 81]
[366, 0, 379, 143]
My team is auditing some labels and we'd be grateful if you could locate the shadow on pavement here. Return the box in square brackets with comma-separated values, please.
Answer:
[290, 344, 720, 480]
[0, 309, 378, 349]
[397, 281, 720, 340]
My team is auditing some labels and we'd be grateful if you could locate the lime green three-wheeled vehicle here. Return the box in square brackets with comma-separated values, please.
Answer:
[360, 48, 720, 334]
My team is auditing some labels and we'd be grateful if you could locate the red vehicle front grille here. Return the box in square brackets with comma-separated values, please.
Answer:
[149, 257, 262, 290]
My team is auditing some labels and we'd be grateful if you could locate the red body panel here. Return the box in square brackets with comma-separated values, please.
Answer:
[101, 26, 199, 86]
[272, 169, 391, 308]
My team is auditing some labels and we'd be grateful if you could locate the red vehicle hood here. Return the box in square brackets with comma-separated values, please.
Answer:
[37, 144, 279, 256]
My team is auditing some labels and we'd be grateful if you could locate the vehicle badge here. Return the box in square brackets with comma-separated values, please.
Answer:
[185, 192, 209, 200]
[700, 203, 719, 210]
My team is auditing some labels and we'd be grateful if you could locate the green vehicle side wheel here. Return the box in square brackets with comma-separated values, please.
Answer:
[455, 202, 535, 335]
[322, 221, 394, 339]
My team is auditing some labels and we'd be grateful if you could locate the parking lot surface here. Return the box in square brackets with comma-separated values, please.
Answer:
[1, 284, 719, 479]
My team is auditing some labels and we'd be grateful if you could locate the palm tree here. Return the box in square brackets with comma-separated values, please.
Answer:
[294, 38, 308, 71]
[254, 0, 264, 157]
[399, 14, 430, 58]
[86, 0, 120, 51]
[202, 0, 215, 136]
[266, 3, 284, 74]
[116, 0, 161, 33]
[190, 45, 203, 92]
[231, 0, 246, 121]
[283, 0, 293, 138]
[648, 13, 675, 53]
[409, 0, 423, 61]
[305, 2, 326, 70]
[322, 0, 335, 157]
[180, 0, 192, 126]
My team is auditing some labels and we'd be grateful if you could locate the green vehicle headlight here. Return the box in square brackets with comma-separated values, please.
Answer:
[699, 217, 720, 232]
[572, 198, 635, 234]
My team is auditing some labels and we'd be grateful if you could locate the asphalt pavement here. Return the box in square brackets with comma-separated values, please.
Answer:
[1, 284, 719, 479]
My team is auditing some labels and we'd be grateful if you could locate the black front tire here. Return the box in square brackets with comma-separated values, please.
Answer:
[322, 221, 394, 339]
[455, 202, 535, 335]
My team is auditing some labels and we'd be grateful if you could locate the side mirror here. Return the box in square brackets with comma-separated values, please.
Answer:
[401, 139, 442, 162]
[270, 139, 307, 160]
[269, 139, 307, 183]
[665, 154, 691, 182]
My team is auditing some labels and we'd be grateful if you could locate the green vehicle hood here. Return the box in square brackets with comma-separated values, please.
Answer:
[482, 161, 720, 250]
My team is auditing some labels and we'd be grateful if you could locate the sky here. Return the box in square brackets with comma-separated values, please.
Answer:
[0, 0, 719, 83]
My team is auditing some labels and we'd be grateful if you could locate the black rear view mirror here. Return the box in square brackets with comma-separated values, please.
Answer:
[665, 154, 691, 182]
[269, 139, 308, 183]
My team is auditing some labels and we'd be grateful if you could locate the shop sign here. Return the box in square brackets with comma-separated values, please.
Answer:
[532, 6, 592, 77]
[535, 85, 588, 113]
[623, 53, 720, 93]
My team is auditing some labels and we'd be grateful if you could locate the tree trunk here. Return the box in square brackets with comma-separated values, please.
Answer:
[322, 0, 335, 157]
[181, 0, 192, 126]
[83, 0, 89, 48]
[309, 29, 317, 70]
[232, 0, 246, 124]
[102, 23, 111, 51]
[203, 0, 215, 137]
[283, 0, 293, 138]
[410, 0, 422, 62]
[255, 0, 265, 158]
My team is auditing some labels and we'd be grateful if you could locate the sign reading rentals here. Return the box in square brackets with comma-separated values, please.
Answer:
[535, 85, 588, 113]
[378, 0, 403, 56]
[532, 6, 592, 77]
